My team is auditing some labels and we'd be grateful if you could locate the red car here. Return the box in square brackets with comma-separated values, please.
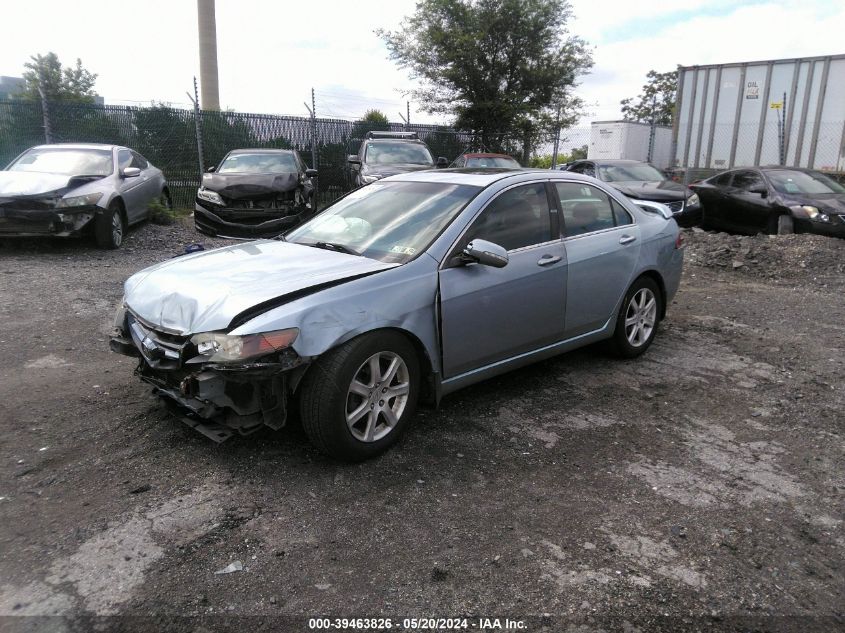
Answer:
[449, 153, 521, 169]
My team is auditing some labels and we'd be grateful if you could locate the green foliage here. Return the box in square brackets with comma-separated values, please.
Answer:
[620, 69, 678, 126]
[350, 109, 391, 143]
[147, 199, 177, 225]
[527, 144, 585, 168]
[379, 0, 593, 158]
[200, 111, 258, 167]
[19, 53, 99, 103]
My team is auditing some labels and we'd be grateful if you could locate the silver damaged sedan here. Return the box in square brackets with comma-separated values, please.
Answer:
[111, 169, 684, 460]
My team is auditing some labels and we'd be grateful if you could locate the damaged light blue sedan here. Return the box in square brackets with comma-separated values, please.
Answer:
[111, 169, 684, 461]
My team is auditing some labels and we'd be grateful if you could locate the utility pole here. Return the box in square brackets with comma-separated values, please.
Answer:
[186, 77, 205, 180]
[197, 0, 220, 110]
[647, 94, 657, 164]
[304, 88, 318, 203]
[407, 101, 411, 128]
[36, 68, 52, 144]
[550, 105, 562, 169]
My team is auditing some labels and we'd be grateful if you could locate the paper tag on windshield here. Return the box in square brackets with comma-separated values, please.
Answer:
[390, 245, 417, 255]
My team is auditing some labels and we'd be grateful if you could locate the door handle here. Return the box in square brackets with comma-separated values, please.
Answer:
[537, 255, 561, 266]
[619, 235, 637, 245]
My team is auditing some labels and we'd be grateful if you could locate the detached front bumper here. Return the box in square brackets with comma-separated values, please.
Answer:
[110, 314, 305, 442]
[194, 201, 311, 239]
[0, 205, 99, 237]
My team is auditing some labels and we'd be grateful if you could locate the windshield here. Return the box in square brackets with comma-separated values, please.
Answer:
[599, 163, 665, 182]
[766, 170, 845, 195]
[364, 142, 433, 166]
[8, 147, 113, 177]
[218, 152, 298, 174]
[465, 156, 520, 168]
[286, 181, 479, 264]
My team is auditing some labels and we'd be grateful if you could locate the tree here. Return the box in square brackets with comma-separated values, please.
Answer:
[620, 69, 678, 126]
[379, 0, 592, 161]
[19, 53, 99, 103]
[350, 109, 390, 140]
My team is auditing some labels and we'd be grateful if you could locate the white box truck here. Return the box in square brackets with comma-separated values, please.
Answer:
[588, 121, 673, 168]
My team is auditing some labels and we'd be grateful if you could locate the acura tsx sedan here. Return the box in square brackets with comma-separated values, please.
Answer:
[111, 169, 684, 461]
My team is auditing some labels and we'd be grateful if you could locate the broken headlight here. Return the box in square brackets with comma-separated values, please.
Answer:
[57, 192, 103, 208]
[197, 187, 224, 206]
[791, 205, 830, 222]
[190, 328, 299, 363]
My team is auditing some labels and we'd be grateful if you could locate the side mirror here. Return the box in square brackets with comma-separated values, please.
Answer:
[436, 156, 449, 168]
[121, 167, 141, 178]
[305, 168, 318, 178]
[347, 155, 361, 165]
[461, 239, 508, 268]
[206, 166, 216, 173]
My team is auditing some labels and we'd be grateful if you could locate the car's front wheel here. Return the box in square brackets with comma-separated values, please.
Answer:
[299, 331, 420, 461]
[610, 277, 662, 358]
[95, 202, 124, 249]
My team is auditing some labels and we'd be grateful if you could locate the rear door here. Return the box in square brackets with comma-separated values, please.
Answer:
[554, 181, 640, 337]
[439, 181, 567, 377]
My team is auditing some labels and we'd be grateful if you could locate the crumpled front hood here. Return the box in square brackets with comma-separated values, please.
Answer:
[782, 193, 845, 213]
[124, 240, 397, 334]
[610, 180, 689, 201]
[202, 172, 300, 199]
[0, 171, 77, 198]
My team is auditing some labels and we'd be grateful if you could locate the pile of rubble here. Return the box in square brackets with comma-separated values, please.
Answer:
[683, 228, 845, 283]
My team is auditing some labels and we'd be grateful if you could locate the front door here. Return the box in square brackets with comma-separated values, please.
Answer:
[439, 182, 567, 378]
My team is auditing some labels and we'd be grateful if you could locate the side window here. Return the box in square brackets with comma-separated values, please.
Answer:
[463, 183, 553, 251]
[713, 172, 733, 187]
[130, 151, 148, 169]
[581, 163, 596, 178]
[117, 149, 132, 171]
[732, 171, 764, 192]
[555, 182, 617, 237]
[611, 199, 633, 226]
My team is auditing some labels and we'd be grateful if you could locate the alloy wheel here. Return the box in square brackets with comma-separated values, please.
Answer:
[624, 288, 657, 347]
[112, 211, 123, 247]
[345, 351, 410, 442]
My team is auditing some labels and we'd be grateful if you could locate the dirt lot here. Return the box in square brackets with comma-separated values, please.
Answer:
[0, 222, 842, 632]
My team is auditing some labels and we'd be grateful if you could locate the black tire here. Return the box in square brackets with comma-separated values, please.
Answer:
[95, 201, 125, 249]
[775, 214, 794, 235]
[700, 207, 712, 230]
[299, 331, 420, 462]
[610, 276, 663, 359]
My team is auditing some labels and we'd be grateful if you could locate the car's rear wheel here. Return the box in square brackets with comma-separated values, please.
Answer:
[610, 277, 662, 358]
[299, 331, 420, 461]
[160, 189, 172, 210]
[95, 201, 124, 249]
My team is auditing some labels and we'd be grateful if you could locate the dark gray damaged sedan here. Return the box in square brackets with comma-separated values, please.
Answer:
[111, 169, 684, 460]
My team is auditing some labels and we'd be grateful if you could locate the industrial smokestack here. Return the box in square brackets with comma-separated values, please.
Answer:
[197, 0, 220, 110]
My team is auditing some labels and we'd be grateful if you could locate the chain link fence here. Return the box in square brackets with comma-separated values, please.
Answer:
[672, 120, 845, 186]
[0, 100, 529, 209]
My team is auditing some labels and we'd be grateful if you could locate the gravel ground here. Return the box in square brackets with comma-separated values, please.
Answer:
[0, 221, 842, 632]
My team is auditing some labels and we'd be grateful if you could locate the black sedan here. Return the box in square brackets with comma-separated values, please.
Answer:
[195, 149, 317, 239]
[690, 167, 845, 237]
[565, 159, 701, 227]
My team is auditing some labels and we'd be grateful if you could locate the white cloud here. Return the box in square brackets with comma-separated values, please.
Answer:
[572, 0, 845, 122]
[1, 0, 842, 128]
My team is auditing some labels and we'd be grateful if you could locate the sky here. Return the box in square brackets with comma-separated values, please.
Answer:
[1, 0, 843, 127]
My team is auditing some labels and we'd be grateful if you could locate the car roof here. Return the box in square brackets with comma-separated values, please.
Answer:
[32, 143, 123, 151]
[381, 168, 595, 187]
[577, 159, 652, 166]
[227, 148, 296, 154]
[463, 153, 516, 159]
